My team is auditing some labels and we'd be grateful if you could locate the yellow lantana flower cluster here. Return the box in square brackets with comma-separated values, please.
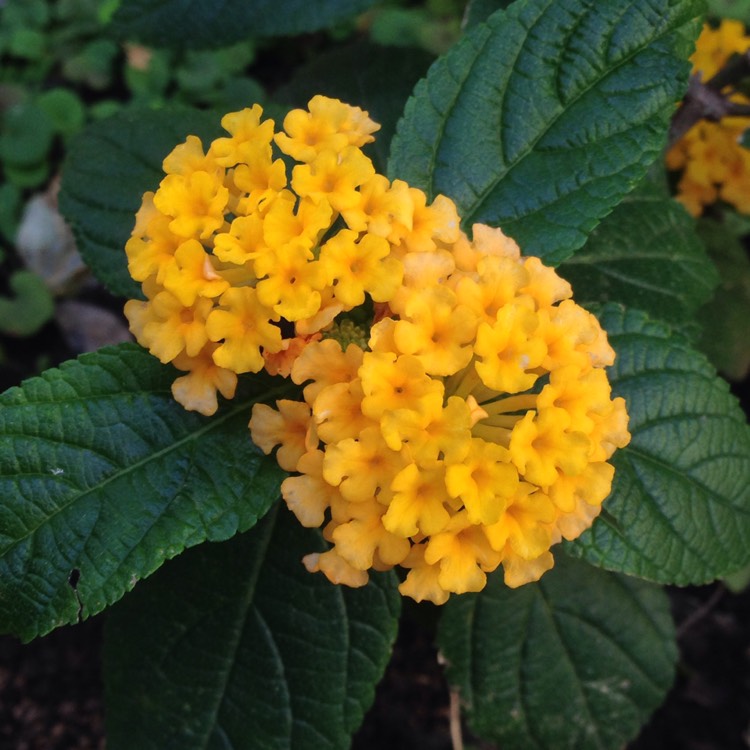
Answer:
[667, 20, 750, 216]
[125, 95, 630, 604]
[249, 225, 630, 604]
[124, 95, 458, 415]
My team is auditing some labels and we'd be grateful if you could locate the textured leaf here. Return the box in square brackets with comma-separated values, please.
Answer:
[58, 107, 223, 299]
[568, 305, 750, 584]
[695, 216, 750, 380]
[463, 0, 516, 29]
[0, 343, 289, 641]
[557, 180, 719, 327]
[388, 0, 705, 265]
[275, 41, 434, 174]
[110, 0, 377, 50]
[104, 505, 401, 750]
[438, 553, 676, 750]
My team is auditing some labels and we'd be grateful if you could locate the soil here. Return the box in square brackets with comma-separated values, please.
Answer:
[0, 580, 748, 750]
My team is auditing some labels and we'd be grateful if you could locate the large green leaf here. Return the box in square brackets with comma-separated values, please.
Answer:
[104, 505, 400, 750]
[0, 343, 289, 641]
[388, 0, 705, 265]
[438, 553, 676, 750]
[695, 216, 750, 380]
[463, 0, 517, 29]
[58, 107, 224, 299]
[568, 305, 750, 583]
[110, 0, 377, 50]
[557, 180, 719, 328]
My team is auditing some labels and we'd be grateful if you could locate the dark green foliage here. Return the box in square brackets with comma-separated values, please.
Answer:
[104, 507, 401, 749]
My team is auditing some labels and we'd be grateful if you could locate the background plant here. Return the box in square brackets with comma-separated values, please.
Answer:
[2, 1, 750, 749]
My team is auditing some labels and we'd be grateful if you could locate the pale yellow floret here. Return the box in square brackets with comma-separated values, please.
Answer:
[383, 461, 452, 538]
[153, 170, 229, 240]
[501, 550, 555, 588]
[322, 426, 407, 503]
[393, 286, 478, 376]
[248, 400, 315, 472]
[213, 213, 266, 267]
[291, 339, 364, 402]
[319, 230, 403, 308]
[424, 511, 502, 594]
[330, 499, 411, 570]
[303, 549, 369, 588]
[275, 95, 380, 163]
[398, 544, 450, 605]
[379, 392, 473, 464]
[124, 291, 213, 364]
[509, 409, 591, 487]
[261, 190, 333, 251]
[390, 189, 460, 253]
[126, 213, 182, 285]
[162, 239, 230, 307]
[444, 438, 519, 525]
[209, 105, 276, 168]
[341, 175, 413, 236]
[475, 299, 547, 393]
[170, 343, 238, 416]
[359, 352, 443, 420]
[291, 147, 376, 213]
[254, 243, 325, 321]
[454, 255, 529, 323]
[313, 380, 373, 443]
[205, 287, 283, 373]
[280, 450, 341, 528]
[162, 135, 219, 176]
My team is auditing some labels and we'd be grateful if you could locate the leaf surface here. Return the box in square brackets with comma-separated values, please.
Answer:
[0, 343, 288, 640]
[104, 506, 401, 749]
[59, 107, 224, 299]
[558, 180, 718, 327]
[568, 305, 750, 583]
[438, 554, 676, 750]
[389, 0, 705, 264]
[110, 0, 377, 49]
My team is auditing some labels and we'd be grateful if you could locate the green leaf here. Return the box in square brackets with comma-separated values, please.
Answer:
[58, 107, 223, 299]
[707, 0, 750, 22]
[110, 0, 378, 50]
[695, 216, 750, 380]
[0, 343, 289, 641]
[388, 0, 705, 265]
[557, 180, 719, 327]
[0, 101, 54, 167]
[37, 88, 86, 137]
[463, 0, 517, 29]
[568, 305, 750, 584]
[0, 270, 55, 336]
[438, 553, 676, 750]
[275, 41, 434, 174]
[104, 506, 401, 750]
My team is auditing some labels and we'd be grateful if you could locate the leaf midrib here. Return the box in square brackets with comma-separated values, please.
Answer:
[0, 381, 293, 559]
[425, 1, 691, 227]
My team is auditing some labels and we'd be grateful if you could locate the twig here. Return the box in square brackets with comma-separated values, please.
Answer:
[449, 688, 464, 750]
[675, 583, 726, 639]
[667, 51, 750, 150]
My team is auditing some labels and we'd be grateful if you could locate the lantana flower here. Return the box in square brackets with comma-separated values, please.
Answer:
[667, 20, 750, 216]
[125, 95, 630, 604]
